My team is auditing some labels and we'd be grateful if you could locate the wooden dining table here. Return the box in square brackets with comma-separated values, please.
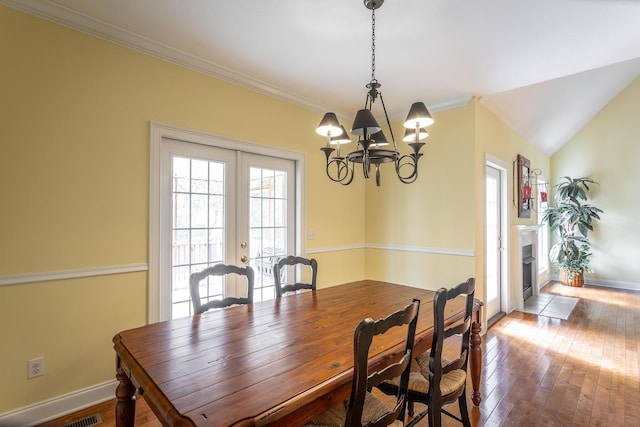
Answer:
[113, 280, 483, 426]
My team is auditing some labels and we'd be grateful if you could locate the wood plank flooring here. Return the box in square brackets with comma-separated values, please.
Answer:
[37, 282, 640, 426]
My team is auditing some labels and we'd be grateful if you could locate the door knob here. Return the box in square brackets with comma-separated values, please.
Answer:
[240, 242, 247, 249]
[240, 255, 248, 263]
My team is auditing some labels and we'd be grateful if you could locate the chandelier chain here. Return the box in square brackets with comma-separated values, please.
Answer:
[371, 8, 376, 82]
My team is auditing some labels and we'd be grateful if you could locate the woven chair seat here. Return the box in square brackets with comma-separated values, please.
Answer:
[307, 392, 403, 427]
[384, 354, 466, 397]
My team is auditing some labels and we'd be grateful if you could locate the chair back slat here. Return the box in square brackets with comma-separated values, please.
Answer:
[444, 318, 471, 339]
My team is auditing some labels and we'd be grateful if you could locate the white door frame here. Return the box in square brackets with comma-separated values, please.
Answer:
[149, 122, 306, 323]
[485, 154, 509, 317]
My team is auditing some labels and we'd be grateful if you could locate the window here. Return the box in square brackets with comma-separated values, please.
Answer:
[537, 177, 549, 275]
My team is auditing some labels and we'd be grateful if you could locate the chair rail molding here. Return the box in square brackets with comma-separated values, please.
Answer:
[306, 243, 473, 257]
[366, 243, 474, 257]
[0, 263, 148, 287]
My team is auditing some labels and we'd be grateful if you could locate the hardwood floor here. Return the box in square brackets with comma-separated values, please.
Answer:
[38, 282, 640, 426]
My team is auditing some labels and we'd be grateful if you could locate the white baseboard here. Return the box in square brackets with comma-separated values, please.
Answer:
[0, 380, 117, 427]
[548, 274, 640, 292]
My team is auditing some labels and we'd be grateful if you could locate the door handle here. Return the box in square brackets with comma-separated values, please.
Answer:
[240, 255, 248, 263]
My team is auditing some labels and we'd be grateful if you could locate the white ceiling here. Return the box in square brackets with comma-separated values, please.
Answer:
[6, 0, 640, 155]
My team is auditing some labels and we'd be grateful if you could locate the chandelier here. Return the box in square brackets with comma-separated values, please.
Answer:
[315, 0, 434, 186]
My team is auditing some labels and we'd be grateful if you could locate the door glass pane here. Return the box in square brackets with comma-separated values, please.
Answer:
[485, 165, 502, 320]
[486, 174, 499, 301]
[249, 166, 289, 302]
[171, 155, 226, 319]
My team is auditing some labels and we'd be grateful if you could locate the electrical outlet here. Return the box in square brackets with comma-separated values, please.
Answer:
[28, 357, 44, 379]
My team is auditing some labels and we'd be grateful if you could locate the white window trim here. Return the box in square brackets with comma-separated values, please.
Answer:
[149, 122, 306, 324]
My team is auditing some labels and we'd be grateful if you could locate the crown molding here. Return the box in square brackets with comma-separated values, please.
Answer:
[2, 0, 468, 118]
[0, 0, 338, 114]
[429, 94, 474, 112]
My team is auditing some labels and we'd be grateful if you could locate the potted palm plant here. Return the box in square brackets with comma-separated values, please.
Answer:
[541, 176, 603, 287]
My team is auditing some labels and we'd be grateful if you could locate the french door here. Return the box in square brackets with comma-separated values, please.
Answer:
[159, 138, 295, 320]
[485, 164, 503, 320]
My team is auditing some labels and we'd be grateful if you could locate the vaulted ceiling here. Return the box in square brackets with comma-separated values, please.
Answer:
[6, 0, 640, 155]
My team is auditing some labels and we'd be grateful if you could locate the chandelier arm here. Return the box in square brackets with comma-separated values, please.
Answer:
[363, 152, 371, 179]
[363, 92, 373, 119]
[378, 92, 396, 150]
[326, 157, 355, 185]
[395, 153, 420, 183]
[337, 160, 355, 185]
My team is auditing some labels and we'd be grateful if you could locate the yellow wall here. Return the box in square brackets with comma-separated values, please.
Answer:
[476, 101, 550, 226]
[551, 76, 640, 284]
[0, 4, 557, 416]
[363, 97, 551, 322]
[475, 100, 550, 311]
[0, 7, 368, 412]
[364, 102, 476, 289]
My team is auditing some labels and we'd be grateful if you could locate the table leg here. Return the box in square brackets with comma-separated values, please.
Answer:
[116, 367, 136, 427]
[470, 321, 482, 406]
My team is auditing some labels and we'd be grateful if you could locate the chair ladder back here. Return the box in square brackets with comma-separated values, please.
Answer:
[428, 278, 476, 403]
[189, 264, 255, 315]
[345, 298, 421, 427]
[374, 278, 476, 427]
[274, 255, 318, 297]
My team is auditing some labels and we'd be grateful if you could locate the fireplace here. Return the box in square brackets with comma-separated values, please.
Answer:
[522, 244, 535, 301]
[511, 225, 541, 312]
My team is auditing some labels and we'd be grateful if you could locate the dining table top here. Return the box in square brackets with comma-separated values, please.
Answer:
[113, 279, 482, 426]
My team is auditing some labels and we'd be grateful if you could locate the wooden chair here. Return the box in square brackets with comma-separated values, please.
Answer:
[189, 264, 255, 315]
[273, 255, 317, 298]
[306, 299, 421, 427]
[376, 278, 475, 427]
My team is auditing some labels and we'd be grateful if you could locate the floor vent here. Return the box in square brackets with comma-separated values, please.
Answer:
[62, 414, 102, 427]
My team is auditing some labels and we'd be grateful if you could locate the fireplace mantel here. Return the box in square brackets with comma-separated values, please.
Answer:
[510, 225, 542, 312]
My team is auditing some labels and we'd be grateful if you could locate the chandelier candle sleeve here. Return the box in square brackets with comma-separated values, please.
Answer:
[330, 125, 352, 146]
[403, 127, 429, 143]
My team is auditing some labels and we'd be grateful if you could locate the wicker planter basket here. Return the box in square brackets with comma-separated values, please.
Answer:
[559, 269, 584, 287]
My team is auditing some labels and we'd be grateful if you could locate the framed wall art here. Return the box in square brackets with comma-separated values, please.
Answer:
[515, 154, 531, 218]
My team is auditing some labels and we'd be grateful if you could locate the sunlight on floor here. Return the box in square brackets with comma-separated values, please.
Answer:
[543, 282, 633, 308]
